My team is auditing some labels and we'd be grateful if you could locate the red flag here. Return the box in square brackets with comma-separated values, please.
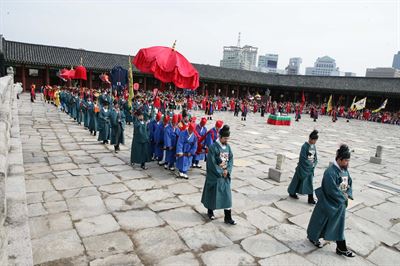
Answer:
[300, 91, 306, 112]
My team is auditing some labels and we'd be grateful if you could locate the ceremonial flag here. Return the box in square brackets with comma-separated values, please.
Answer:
[128, 55, 134, 108]
[327, 95, 333, 113]
[300, 91, 305, 112]
[372, 99, 388, 113]
[351, 97, 367, 111]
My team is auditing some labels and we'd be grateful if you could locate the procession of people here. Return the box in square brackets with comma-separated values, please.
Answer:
[30, 82, 385, 258]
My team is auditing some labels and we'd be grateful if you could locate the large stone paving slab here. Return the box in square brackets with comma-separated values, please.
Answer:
[114, 209, 165, 230]
[82, 231, 134, 258]
[200, 244, 256, 265]
[178, 222, 233, 251]
[75, 214, 120, 237]
[32, 229, 84, 265]
[241, 233, 290, 258]
[132, 226, 189, 264]
[66, 195, 108, 220]
[159, 206, 205, 230]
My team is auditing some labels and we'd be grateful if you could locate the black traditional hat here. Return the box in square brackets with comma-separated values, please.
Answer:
[219, 125, 230, 138]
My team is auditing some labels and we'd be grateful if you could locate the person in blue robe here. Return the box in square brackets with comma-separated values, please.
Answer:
[307, 144, 355, 257]
[288, 130, 319, 204]
[154, 115, 169, 164]
[176, 123, 198, 179]
[147, 112, 161, 160]
[164, 114, 180, 171]
[205, 120, 224, 150]
[193, 117, 208, 168]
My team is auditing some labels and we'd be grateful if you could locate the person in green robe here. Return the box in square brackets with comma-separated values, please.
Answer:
[131, 110, 151, 170]
[288, 130, 319, 204]
[307, 144, 355, 257]
[110, 102, 126, 153]
[97, 101, 111, 144]
[201, 125, 236, 225]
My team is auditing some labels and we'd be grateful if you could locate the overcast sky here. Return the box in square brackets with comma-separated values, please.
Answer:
[1, 0, 399, 76]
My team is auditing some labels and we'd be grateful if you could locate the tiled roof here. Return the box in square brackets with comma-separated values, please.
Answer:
[2, 38, 400, 95]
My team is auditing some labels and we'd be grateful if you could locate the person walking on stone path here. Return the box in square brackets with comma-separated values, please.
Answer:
[110, 102, 126, 153]
[192, 117, 208, 168]
[176, 122, 198, 179]
[201, 125, 236, 225]
[204, 120, 223, 153]
[306, 144, 355, 258]
[288, 129, 319, 204]
[164, 114, 180, 171]
[148, 112, 162, 161]
[97, 101, 111, 144]
[88, 96, 98, 136]
[154, 115, 169, 165]
[131, 110, 151, 170]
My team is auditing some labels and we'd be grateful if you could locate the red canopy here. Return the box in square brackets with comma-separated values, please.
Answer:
[133, 46, 199, 90]
[74, 65, 87, 80]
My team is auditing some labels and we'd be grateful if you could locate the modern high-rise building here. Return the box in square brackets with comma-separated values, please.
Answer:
[366, 67, 400, 78]
[285, 57, 302, 75]
[392, 51, 400, 70]
[258, 54, 278, 73]
[305, 56, 340, 76]
[220, 45, 258, 71]
[220, 33, 258, 71]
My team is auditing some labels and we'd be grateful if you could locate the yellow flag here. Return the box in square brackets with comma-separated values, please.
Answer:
[128, 55, 134, 108]
[327, 95, 333, 113]
[372, 99, 388, 113]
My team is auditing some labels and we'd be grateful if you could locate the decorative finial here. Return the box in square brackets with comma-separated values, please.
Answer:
[172, 40, 177, 50]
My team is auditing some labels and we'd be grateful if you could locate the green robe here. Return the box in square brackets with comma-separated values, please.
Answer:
[110, 109, 126, 145]
[201, 141, 234, 210]
[97, 108, 111, 141]
[307, 164, 353, 241]
[287, 142, 317, 195]
[131, 120, 151, 164]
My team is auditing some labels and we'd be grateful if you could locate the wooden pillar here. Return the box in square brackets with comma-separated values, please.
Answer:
[236, 85, 239, 98]
[202, 83, 206, 96]
[144, 76, 147, 91]
[213, 83, 217, 97]
[45, 66, 50, 86]
[225, 84, 229, 97]
[21, 65, 27, 91]
[89, 70, 93, 89]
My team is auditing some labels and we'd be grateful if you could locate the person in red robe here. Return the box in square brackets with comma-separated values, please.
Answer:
[253, 102, 258, 113]
[154, 95, 161, 109]
[187, 97, 193, 110]
[332, 108, 338, 122]
[339, 106, 345, 117]
[230, 99, 235, 111]
[217, 99, 222, 111]
[286, 102, 291, 114]
[201, 97, 207, 110]
[30, 84, 36, 102]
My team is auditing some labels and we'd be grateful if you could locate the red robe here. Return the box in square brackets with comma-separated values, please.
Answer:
[217, 99, 222, 111]
[253, 103, 258, 113]
[230, 100, 235, 111]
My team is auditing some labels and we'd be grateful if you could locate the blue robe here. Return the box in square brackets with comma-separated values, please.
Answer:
[287, 142, 318, 195]
[176, 130, 198, 173]
[307, 164, 353, 242]
[205, 128, 218, 148]
[154, 122, 165, 160]
[147, 119, 158, 158]
[164, 124, 179, 167]
[201, 141, 234, 210]
[194, 125, 207, 161]
[97, 108, 111, 141]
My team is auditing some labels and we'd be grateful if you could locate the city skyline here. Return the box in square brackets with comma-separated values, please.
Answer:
[1, 0, 398, 76]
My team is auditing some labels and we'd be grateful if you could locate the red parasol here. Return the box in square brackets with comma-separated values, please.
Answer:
[74, 65, 87, 80]
[133, 41, 199, 90]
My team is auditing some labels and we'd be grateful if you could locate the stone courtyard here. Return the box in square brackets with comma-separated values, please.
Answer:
[10, 93, 400, 265]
